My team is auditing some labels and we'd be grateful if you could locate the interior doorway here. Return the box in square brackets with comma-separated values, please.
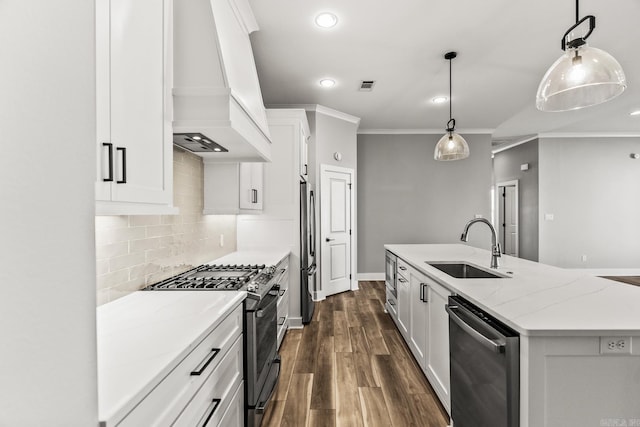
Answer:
[496, 180, 519, 257]
[320, 164, 355, 297]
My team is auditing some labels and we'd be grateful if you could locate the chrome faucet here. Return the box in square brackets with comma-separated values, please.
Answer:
[460, 218, 501, 269]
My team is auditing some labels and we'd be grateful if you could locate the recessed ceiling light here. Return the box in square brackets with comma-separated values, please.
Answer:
[630, 110, 640, 116]
[319, 79, 336, 88]
[315, 13, 338, 28]
[192, 135, 202, 140]
[213, 147, 222, 152]
[432, 96, 448, 104]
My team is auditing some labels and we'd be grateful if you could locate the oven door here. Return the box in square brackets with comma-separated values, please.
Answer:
[246, 287, 280, 425]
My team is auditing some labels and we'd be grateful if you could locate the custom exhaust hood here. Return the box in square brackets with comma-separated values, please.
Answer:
[173, 0, 272, 162]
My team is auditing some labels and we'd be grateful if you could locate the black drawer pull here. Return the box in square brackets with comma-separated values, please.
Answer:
[399, 265, 407, 271]
[116, 146, 127, 184]
[278, 316, 286, 326]
[190, 348, 220, 376]
[201, 398, 221, 426]
[279, 289, 286, 297]
[102, 142, 113, 182]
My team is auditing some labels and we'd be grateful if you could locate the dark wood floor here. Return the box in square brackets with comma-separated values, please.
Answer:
[601, 276, 640, 287]
[262, 281, 449, 427]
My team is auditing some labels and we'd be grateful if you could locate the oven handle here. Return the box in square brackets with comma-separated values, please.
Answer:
[254, 292, 279, 317]
[255, 356, 281, 414]
[446, 305, 505, 354]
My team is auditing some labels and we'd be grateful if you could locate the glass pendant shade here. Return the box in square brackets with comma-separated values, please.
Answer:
[434, 131, 469, 161]
[536, 44, 627, 112]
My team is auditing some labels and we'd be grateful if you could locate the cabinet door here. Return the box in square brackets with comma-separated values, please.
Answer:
[239, 163, 263, 211]
[426, 281, 452, 412]
[409, 267, 428, 368]
[299, 127, 309, 178]
[396, 272, 410, 338]
[96, 0, 172, 207]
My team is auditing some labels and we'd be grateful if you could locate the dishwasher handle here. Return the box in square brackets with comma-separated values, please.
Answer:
[446, 304, 505, 354]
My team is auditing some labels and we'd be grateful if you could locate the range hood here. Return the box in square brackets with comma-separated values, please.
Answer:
[173, 0, 272, 162]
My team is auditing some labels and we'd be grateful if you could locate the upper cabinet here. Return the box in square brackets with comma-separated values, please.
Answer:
[172, 0, 272, 162]
[203, 162, 263, 214]
[95, 0, 177, 215]
[299, 125, 310, 179]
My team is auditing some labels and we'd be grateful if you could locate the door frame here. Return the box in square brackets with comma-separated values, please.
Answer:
[495, 180, 519, 258]
[318, 163, 357, 300]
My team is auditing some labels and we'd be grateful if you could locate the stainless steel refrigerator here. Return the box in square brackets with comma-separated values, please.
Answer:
[300, 180, 317, 324]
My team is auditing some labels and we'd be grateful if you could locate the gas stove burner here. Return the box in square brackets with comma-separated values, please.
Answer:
[144, 263, 268, 291]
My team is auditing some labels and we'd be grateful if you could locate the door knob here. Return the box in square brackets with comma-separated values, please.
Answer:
[326, 238, 335, 242]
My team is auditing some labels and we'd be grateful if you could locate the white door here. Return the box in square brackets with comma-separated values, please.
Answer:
[320, 167, 353, 297]
[497, 181, 519, 257]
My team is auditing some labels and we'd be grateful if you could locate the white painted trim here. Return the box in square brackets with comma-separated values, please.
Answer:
[268, 103, 361, 126]
[357, 128, 494, 135]
[496, 180, 519, 258]
[538, 132, 640, 138]
[569, 268, 640, 276]
[492, 135, 538, 154]
[358, 273, 385, 281]
[288, 316, 303, 329]
[351, 282, 360, 291]
[227, 0, 259, 34]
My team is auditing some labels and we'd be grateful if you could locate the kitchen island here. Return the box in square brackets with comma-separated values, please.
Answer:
[385, 243, 640, 427]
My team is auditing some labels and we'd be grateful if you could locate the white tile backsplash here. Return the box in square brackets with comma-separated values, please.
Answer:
[95, 147, 237, 305]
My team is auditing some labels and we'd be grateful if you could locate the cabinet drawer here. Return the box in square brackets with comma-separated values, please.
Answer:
[172, 336, 243, 427]
[397, 259, 410, 282]
[118, 305, 243, 426]
[217, 381, 244, 427]
[386, 288, 398, 319]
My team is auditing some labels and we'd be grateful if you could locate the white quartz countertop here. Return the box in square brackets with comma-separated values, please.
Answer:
[385, 244, 640, 336]
[210, 248, 290, 266]
[97, 291, 246, 426]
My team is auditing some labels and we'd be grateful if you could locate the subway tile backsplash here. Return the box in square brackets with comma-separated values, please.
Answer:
[95, 147, 236, 305]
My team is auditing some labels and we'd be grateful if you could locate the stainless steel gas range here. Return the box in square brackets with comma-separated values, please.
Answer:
[145, 263, 281, 427]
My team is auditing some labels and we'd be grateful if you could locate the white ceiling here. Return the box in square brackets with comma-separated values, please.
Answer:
[248, 0, 640, 142]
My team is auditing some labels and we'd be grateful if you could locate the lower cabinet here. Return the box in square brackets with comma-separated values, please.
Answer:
[425, 280, 452, 413]
[390, 256, 453, 415]
[118, 305, 244, 427]
[275, 255, 290, 348]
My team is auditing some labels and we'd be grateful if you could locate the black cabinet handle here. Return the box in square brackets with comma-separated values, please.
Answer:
[303, 164, 308, 175]
[102, 143, 113, 182]
[190, 348, 220, 376]
[399, 266, 407, 271]
[201, 399, 221, 426]
[279, 289, 286, 297]
[116, 146, 127, 184]
[420, 283, 429, 303]
[278, 316, 286, 326]
[251, 188, 258, 204]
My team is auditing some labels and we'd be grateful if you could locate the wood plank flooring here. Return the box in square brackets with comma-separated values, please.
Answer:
[262, 281, 449, 427]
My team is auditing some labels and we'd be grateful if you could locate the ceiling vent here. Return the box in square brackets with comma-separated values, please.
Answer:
[359, 80, 376, 91]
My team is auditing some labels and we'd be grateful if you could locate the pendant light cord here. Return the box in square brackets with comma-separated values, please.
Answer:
[449, 56, 452, 122]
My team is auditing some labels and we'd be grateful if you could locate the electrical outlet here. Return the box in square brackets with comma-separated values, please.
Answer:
[581, 255, 587, 262]
[600, 336, 632, 355]
[219, 234, 224, 247]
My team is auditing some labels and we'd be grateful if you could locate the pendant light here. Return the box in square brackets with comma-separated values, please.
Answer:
[434, 52, 469, 161]
[536, 0, 626, 112]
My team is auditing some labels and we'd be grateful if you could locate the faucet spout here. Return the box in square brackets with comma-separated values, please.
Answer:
[459, 218, 501, 268]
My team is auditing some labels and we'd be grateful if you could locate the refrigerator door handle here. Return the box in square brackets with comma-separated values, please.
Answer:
[309, 190, 316, 257]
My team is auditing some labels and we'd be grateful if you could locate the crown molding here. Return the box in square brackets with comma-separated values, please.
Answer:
[492, 135, 539, 154]
[357, 128, 494, 135]
[267, 104, 361, 127]
[538, 132, 640, 139]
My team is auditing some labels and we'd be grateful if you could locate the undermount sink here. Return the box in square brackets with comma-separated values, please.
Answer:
[426, 262, 509, 279]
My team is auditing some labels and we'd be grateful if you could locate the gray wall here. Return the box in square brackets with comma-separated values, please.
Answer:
[493, 139, 539, 261]
[357, 133, 493, 274]
[538, 137, 640, 268]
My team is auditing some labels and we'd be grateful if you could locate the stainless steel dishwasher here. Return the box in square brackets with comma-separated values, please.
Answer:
[446, 295, 520, 427]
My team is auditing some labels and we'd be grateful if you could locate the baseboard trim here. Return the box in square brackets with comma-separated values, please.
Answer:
[358, 273, 385, 281]
[288, 316, 303, 329]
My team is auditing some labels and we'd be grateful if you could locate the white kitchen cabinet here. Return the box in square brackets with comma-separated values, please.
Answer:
[203, 162, 263, 214]
[425, 280, 452, 412]
[396, 260, 411, 338]
[408, 265, 429, 369]
[116, 304, 243, 427]
[95, 0, 177, 215]
[299, 126, 309, 178]
[239, 163, 264, 211]
[275, 255, 290, 348]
